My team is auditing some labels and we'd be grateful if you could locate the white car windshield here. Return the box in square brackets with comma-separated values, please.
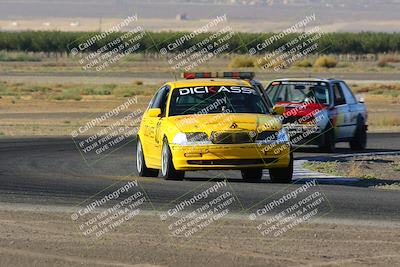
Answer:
[267, 81, 330, 105]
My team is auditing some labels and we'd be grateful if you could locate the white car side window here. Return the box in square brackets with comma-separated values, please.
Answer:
[333, 83, 346, 106]
[340, 82, 357, 105]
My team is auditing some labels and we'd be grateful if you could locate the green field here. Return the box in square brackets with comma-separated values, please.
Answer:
[0, 31, 399, 54]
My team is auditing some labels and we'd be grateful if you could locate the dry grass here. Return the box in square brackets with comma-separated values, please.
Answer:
[314, 55, 338, 68]
[228, 55, 255, 68]
[360, 93, 400, 130]
[347, 161, 375, 179]
[351, 84, 400, 130]
[302, 161, 340, 175]
[303, 160, 375, 179]
[0, 80, 157, 100]
[0, 52, 398, 74]
[254, 56, 287, 70]
[352, 83, 400, 96]
[0, 96, 151, 136]
[369, 115, 400, 127]
[377, 53, 400, 67]
[293, 59, 313, 68]
[374, 182, 400, 190]
[303, 156, 400, 181]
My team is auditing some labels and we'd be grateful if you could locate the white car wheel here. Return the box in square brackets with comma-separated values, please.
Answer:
[161, 143, 168, 177]
[136, 138, 159, 177]
[136, 140, 143, 173]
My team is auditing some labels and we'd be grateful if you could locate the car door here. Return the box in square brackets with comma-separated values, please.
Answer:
[142, 85, 170, 164]
[340, 82, 358, 136]
[332, 82, 351, 138]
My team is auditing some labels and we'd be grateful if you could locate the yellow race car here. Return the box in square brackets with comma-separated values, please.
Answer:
[136, 72, 293, 183]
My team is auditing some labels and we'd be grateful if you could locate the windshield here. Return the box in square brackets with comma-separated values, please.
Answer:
[169, 85, 269, 116]
[267, 81, 330, 105]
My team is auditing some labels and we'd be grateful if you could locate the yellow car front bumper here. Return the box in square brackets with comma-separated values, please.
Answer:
[170, 143, 291, 171]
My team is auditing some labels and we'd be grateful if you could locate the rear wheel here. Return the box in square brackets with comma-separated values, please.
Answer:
[269, 153, 293, 183]
[241, 168, 263, 182]
[161, 139, 184, 180]
[350, 120, 367, 150]
[136, 138, 159, 177]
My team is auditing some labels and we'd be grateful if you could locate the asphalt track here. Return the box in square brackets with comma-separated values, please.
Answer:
[0, 133, 399, 223]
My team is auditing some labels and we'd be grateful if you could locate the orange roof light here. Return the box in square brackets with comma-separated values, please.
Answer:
[182, 72, 212, 79]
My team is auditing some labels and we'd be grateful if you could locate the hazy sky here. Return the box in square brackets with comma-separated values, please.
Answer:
[0, 0, 399, 32]
[0, 0, 398, 20]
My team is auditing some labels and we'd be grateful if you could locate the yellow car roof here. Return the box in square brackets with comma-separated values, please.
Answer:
[169, 78, 252, 89]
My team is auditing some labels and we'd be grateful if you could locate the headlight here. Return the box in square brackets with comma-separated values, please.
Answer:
[186, 132, 210, 143]
[172, 132, 187, 145]
[172, 132, 211, 145]
[276, 128, 289, 143]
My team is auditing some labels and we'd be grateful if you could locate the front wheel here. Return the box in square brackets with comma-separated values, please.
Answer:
[241, 168, 263, 182]
[161, 139, 184, 180]
[269, 153, 293, 183]
[136, 138, 159, 177]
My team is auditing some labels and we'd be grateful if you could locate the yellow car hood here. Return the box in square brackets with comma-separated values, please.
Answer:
[168, 113, 281, 134]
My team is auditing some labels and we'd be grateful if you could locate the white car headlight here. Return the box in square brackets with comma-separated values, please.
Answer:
[172, 132, 187, 145]
[172, 132, 211, 145]
[277, 128, 289, 143]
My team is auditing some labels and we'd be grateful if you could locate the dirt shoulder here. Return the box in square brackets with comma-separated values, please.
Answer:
[303, 155, 400, 190]
[0, 97, 150, 136]
[0, 207, 399, 267]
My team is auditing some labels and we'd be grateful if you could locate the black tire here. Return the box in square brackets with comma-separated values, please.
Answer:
[136, 138, 159, 177]
[319, 125, 336, 153]
[269, 153, 293, 183]
[241, 168, 263, 182]
[161, 139, 184, 180]
[350, 120, 367, 150]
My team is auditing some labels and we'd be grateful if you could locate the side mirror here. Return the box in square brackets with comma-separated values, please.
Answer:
[147, 108, 161, 118]
[273, 105, 285, 115]
[359, 97, 365, 103]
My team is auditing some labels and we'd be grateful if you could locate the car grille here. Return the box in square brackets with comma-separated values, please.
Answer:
[211, 131, 254, 144]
